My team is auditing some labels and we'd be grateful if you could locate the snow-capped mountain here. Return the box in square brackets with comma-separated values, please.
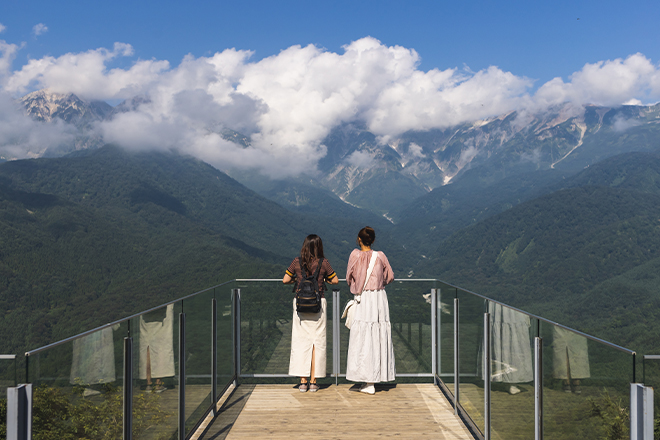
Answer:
[20, 89, 113, 127]
[313, 103, 660, 214]
[14, 88, 660, 216]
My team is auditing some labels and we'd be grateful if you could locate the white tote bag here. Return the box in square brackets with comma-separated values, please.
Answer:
[342, 251, 378, 329]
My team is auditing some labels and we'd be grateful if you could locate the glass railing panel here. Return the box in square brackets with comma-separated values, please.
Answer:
[183, 289, 214, 436]
[437, 283, 455, 394]
[237, 280, 293, 376]
[217, 283, 235, 398]
[324, 287, 335, 376]
[456, 288, 486, 433]
[130, 301, 181, 439]
[488, 304, 536, 440]
[28, 322, 128, 439]
[0, 355, 17, 397]
[541, 322, 632, 440]
[387, 280, 435, 376]
[337, 283, 352, 376]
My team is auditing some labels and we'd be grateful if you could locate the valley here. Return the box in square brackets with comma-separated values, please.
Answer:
[1, 90, 660, 360]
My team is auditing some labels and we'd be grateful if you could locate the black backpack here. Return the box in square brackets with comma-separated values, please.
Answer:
[295, 258, 324, 314]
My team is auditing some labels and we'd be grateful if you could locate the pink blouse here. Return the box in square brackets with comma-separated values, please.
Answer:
[346, 249, 395, 294]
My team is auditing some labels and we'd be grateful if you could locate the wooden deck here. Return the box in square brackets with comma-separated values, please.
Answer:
[198, 383, 475, 439]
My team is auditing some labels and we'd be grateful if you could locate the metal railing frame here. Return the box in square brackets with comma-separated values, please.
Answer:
[19, 278, 643, 440]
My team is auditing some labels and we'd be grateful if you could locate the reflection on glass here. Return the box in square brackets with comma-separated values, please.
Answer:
[29, 326, 127, 439]
[139, 304, 175, 392]
[485, 304, 535, 440]
[132, 305, 179, 440]
[457, 289, 485, 432]
[552, 326, 590, 394]
[487, 303, 533, 393]
[543, 322, 631, 440]
[70, 324, 120, 395]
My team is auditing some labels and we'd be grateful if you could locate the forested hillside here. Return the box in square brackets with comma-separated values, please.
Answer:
[419, 153, 660, 351]
[0, 145, 411, 354]
[3, 145, 660, 357]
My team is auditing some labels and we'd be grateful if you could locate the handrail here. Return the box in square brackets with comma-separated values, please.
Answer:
[25, 279, 236, 356]
[24, 277, 636, 358]
[435, 279, 637, 356]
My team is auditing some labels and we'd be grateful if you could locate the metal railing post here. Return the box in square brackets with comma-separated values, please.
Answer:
[535, 337, 543, 440]
[333, 289, 340, 386]
[630, 382, 654, 439]
[7, 383, 32, 440]
[484, 312, 491, 440]
[212, 297, 217, 415]
[123, 337, 133, 440]
[178, 312, 186, 440]
[431, 288, 438, 385]
[232, 288, 241, 384]
[454, 296, 459, 415]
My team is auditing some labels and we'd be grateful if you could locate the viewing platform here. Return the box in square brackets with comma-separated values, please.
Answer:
[3, 278, 655, 439]
[198, 383, 473, 439]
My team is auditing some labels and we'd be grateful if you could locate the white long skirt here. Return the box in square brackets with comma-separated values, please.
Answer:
[346, 289, 396, 383]
[288, 298, 327, 377]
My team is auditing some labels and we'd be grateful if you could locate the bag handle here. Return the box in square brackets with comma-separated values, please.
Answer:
[360, 251, 379, 294]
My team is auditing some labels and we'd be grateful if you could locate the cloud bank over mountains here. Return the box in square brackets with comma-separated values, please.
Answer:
[1, 36, 660, 176]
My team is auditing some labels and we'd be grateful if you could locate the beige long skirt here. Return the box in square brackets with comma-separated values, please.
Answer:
[346, 289, 396, 383]
[288, 298, 327, 377]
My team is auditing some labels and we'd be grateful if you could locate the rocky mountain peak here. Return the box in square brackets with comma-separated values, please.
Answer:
[20, 89, 113, 126]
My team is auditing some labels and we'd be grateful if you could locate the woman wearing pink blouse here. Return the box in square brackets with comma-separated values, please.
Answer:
[345, 226, 396, 394]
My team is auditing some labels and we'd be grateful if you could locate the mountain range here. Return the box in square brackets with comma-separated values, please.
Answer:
[0, 145, 415, 354]
[3, 89, 660, 357]
[14, 90, 660, 220]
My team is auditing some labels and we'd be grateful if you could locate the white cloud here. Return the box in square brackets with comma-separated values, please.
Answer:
[0, 91, 76, 159]
[0, 23, 6, 33]
[533, 53, 660, 108]
[612, 114, 641, 132]
[457, 145, 479, 168]
[5, 42, 167, 100]
[408, 143, 425, 158]
[344, 150, 375, 169]
[0, 40, 19, 77]
[32, 23, 48, 37]
[2, 37, 660, 177]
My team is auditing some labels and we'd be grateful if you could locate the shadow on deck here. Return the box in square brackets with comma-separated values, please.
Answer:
[196, 383, 474, 439]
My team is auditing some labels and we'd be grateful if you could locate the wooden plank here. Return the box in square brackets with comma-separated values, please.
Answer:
[202, 384, 474, 439]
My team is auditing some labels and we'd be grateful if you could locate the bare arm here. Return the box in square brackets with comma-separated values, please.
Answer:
[283, 273, 294, 284]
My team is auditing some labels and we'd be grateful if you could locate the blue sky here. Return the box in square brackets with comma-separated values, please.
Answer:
[2, 0, 659, 86]
[1, 0, 660, 173]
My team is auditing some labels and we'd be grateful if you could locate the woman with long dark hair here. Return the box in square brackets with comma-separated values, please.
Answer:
[283, 234, 338, 392]
[345, 226, 395, 394]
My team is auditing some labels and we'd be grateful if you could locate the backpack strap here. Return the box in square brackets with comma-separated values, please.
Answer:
[313, 258, 324, 279]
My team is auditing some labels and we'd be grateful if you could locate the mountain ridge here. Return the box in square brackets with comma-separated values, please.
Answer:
[12, 89, 660, 218]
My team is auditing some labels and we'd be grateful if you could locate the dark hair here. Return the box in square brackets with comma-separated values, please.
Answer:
[300, 234, 325, 272]
[357, 226, 375, 247]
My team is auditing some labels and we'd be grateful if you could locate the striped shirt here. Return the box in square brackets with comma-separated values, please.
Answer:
[286, 257, 337, 298]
